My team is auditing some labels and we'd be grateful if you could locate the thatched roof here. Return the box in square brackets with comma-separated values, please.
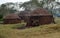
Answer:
[4, 14, 20, 19]
[19, 8, 52, 16]
[18, 10, 31, 16]
[30, 8, 52, 16]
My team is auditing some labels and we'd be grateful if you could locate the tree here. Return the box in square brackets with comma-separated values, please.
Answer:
[0, 3, 17, 16]
[18, 0, 60, 16]
[0, 2, 18, 21]
[20, 0, 45, 11]
[0, 4, 6, 20]
[0, 4, 7, 16]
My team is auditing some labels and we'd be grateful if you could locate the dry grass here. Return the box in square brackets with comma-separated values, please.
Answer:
[0, 17, 60, 38]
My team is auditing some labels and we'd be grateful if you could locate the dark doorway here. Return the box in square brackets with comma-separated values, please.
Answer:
[30, 16, 40, 27]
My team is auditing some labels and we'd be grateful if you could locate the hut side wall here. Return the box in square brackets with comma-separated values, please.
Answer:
[4, 19, 21, 24]
[39, 16, 54, 25]
[26, 16, 40, 27]
[26, 16, 55, 27]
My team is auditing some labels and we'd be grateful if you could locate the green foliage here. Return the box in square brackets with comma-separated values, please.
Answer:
[1, 4, 6, 9]
[12, 24, 26, 29]
[20, 0, 56, 11]
[56, 2, 60, 5]
[20, 0, 45, 10]
[0, 3, 17, 17]
[0, 15, 3, 19]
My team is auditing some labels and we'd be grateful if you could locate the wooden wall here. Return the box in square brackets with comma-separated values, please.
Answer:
[26, 16, 55, 27]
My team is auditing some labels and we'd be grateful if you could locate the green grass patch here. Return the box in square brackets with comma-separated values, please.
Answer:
[0, 18, 59, 38]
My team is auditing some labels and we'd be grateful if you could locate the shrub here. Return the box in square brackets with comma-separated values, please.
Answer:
[12, 24, 26, 29]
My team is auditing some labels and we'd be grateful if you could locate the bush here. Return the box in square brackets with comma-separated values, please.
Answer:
[12, 24, 26, 29]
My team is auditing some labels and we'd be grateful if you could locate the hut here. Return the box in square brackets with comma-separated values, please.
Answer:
[26, 8, 55, 27]
[18, 10, 31, 22]
[3, 14, 21, 24]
